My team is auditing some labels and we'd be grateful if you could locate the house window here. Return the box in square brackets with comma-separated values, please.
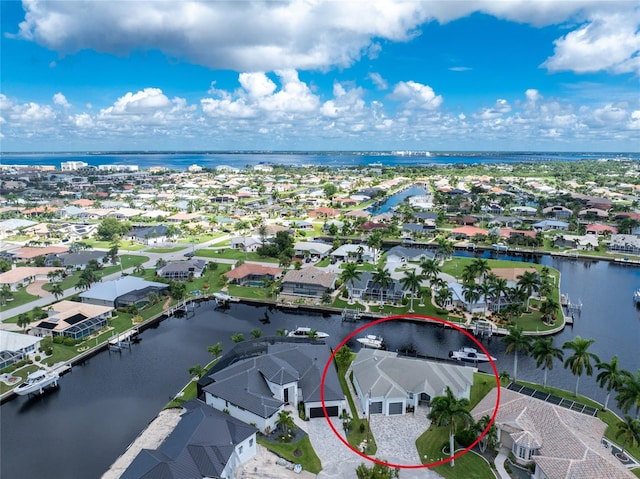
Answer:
[238, 445, 243, 455]
[518, 446, 526, 459]
[249, 438, 253, 447]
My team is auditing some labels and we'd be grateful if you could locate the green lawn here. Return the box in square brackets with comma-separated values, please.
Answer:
[83, 239, 146, 251]
[176, 233, 226, 244]
[257, 435, 322, 474]
[227, 284, 274, 300]
[145, 247, 185, 253]
[100, 255, 149, 277]
[42, 271, 81, 291]
[195, 248, 279, 263]
[0, 288, 39, 313]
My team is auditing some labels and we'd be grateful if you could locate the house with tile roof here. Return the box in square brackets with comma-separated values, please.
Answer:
[472, 388, 636, 479]
[30, 300, 113, 340]
[201, 342, 346, 434]
[223, 263, 283, 286]
[280, 267, 336, 298]
[0, 266, 64, 291]
[121, 399, 257, 479]
[79, 276, 168, 308]
[351, 349, 474, 416]
[157, 259, 207, 281]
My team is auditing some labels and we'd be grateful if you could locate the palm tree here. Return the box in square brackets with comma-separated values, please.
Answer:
[335, 345, 353, 366]
[276, 328, 287, 337]
[615, 415, 640, 460]
[596, 356, 627, 412]
[0, 285, 13, 306]
[489, 276, 508, 312]
[307, 329, 319, 340]
[461, 281, 480, 312]
[502, 326, 531, 382]
[400, 269, 423, 312]
[16, 313, 31, 332]
[539, 298, 559, 324]
[188, 364, 205, 379]
[436, 237, 454, 260]
[471, 258, 490, 283]
[230, 333, 245, 343]
[435, 286, 452, 308]
[250, 328, 262, 339]
[340, 262, 362, 304]
[476, 282, 492, 316]
[276, 410, 296, 435]
[499, 370, 511, 386]
[531, 337, 564, 387]
[563, 336, 600, 397]
[474, 414, 499, 453]
[207, 342, 223, 359]
[616, 370, 640, 418]
[428, 386, 472, 467]
[516, 270, 540, 311]
[50, 282, 64, 301]
[419, 258, 440, 285]
[461, 264, 477, 284]
[371, 266, 392, 306]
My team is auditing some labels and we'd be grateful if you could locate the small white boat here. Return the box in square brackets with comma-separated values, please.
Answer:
[357, 335, 384, 349]
[633, 288, 640, 305]
[212, 291, 232, 305]
[287, 327, 329, 339]
[14, 369, 59, 396]
[449, 347, 496, 363]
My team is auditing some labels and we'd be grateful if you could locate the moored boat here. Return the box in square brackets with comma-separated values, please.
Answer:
[286, 327, 329, 339]
[356, 334, 385, 349]
[14, 369, 60, 396]
[633, 288, 640, 305]
[449, 347, 496, 363]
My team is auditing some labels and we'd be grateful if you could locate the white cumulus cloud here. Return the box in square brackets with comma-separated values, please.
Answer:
[391, 81, 443, 110]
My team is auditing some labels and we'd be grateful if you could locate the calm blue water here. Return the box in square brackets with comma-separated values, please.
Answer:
[2, 151, 638, 171]
[368, 186, 427, 214]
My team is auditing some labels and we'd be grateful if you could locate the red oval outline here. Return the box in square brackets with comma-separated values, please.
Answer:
[320, 314, 501, 469]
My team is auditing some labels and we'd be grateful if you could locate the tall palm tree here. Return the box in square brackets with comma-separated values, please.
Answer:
[531, 337, 564, 387]
[207, 342, 223, 359]
[400, 269, 423, 313]
[596, 356, 627, 412]
[474, 414, 498, 454]
[461, 281, 480, 312]
[539, 298, 560, 324]
[615, 415, 640, 459]
[489, 276, 509, 312]
[476, 282, 492, 316]
[419, 258, 440, 285]
[461, 264, 477, 284]
[471, 258, 490, 284]
[563, 336, 600, 397]
[436, 237, 454, 260]
[16, 313, 31, 332]
[616, 370, 640, 418]
[502, 326, 531, 382]
[188, 364, 205, 379]
[428, 386, 472, 467]
[435, 286, 453, 308]
[516, 270, 540, 311]
[250, 328, 262, 339]
[276, 410, 296, 434]
[50, 282, 64, 301]
[340, 262, 362, 304]
[371, 266, 393, 306]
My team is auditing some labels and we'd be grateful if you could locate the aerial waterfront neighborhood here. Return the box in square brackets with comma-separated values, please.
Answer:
[0, 157, 639, 479]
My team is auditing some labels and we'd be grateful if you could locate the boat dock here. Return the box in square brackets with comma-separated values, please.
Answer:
[342, 308, 361, 322]
[108, 329, 139, 352]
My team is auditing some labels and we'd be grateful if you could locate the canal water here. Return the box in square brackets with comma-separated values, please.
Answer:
[1, 256, 639, 478]
[367, 185, 427, 214]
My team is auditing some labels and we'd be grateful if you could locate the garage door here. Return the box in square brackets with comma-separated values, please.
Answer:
[369, 401, 383, 414]
[309, 406, 339, 418]
[388, 402, 403, 415]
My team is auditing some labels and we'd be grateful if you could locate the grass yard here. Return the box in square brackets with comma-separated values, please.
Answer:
[195, 248, 280, 263]
[145, 246, 185, 253]
[227, 284, 274, 300]
[176, 233, 226, 244]
[84, 239, 146, 251]
[0, 288, 40, 314]
[257, 435, 322, 475]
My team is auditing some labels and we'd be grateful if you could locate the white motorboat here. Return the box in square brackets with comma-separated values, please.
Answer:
[449, 347, 496, 363]
[287, 327, 329, 339]
[212, 291, 232, 305]
[14, 369, 59, 396]
[356, 335, 384, 349]
[633, 288, 640, 305]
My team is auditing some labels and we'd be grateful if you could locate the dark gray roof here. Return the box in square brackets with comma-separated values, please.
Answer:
[129, 224, 170, 238]
[121, 399, 256, 479]
[203, 343, 343, 417]
[158, 259, 206, 274]
[46, 251, 105, 267]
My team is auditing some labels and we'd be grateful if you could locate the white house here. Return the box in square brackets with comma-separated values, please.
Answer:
[351, 349, 474, 416]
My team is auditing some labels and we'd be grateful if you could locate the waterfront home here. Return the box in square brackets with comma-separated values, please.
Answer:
[543, 205, 573, 219]
[609, 234, 640, 255]
[157, 259, 207, 281]
[532, 220, 569, 232]
[0, 266, 64, 291]
[510, 205, 538, 216]
[585, 223, 617, 236]
[200, 342, 346, 434]
[0, 330, 42, 369]
[385, 245, 436, 263]
[450, 225, 488, 239]
[30, 300, 113, 340]
[488, 216, 524, 228]
[280, 267, 336, 298]
[308, 207, 340, 219]
[552, 234, 599, 251]
[121, 399, 257, 479]
[351, 349, 474, 416]
[471, 388, 636, 479]
[447, 281, 485, 313]
[293, 240, 333, 259]
[224, 263, 283, 286]
[345, 271, 405, 303]
[79, 276, 168, 308]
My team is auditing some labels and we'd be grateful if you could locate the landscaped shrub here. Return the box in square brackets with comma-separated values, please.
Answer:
[63, 337, 76, 346]
[53, 336, 65, 344]
[359, 422, 366, 434]
[34, 355, 41, 362]
[454, 429, 477, 448]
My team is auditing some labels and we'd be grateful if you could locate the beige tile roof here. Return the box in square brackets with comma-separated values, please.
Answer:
[0, 266, 63, 284]
[472, 388, 635, 479]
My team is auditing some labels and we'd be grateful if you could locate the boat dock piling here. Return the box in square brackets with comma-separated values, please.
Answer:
[108, 329, 139, 352]
[342, 308, 361, 322]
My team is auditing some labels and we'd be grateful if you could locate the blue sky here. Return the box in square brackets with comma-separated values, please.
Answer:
[1, 1, 638, 152]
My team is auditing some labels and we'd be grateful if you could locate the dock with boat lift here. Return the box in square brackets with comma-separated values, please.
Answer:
[108, 329, 139, 352]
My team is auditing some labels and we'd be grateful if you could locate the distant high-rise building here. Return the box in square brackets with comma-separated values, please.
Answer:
[61, 161, 88, 171]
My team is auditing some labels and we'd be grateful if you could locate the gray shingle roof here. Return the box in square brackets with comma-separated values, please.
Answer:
[121, 399, 256, 479]
[79, 276, 168, 302]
